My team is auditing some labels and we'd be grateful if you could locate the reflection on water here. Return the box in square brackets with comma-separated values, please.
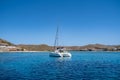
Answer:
[0, 52, 120, 80]
[56, 57, 71, 62]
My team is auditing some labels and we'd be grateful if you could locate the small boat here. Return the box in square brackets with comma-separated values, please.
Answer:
[49, 27, 72, 57]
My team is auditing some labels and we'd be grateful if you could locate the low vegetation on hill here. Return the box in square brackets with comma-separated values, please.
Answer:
[18, 44, 52, 51]
[0, 38, 120, 51]
[66, 44, 120, 51]
[0, 38, 14, 46]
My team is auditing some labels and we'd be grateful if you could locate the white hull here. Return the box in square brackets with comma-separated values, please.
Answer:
[49, 52, 71, 57]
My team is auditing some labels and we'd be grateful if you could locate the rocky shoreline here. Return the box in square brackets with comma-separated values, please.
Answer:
[0, 38, 120, 52]
[0, 44, 120, 52]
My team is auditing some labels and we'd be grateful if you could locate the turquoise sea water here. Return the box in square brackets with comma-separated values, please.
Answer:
[0, 51, 120, 80]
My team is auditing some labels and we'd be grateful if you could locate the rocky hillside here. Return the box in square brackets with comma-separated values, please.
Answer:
[18, 44, 120, 51]
[0, 38, 24, 52]
[0, 38, 120, 51]
[0, 38, 14, 46]
[18, 44, 52, 51]
[67, 44, 120, 51]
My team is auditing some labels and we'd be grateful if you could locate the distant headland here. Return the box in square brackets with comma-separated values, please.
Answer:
[0, 38, 120, 52]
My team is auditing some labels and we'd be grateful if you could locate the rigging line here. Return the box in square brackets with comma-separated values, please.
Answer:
[54, 26, 59, 50]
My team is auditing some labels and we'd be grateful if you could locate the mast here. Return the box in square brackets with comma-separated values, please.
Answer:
[54, 26, 59, 50]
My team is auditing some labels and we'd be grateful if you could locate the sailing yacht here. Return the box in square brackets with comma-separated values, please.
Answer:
[49, 27, 72, 57]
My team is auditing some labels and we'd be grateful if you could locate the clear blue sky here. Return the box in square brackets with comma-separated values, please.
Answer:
[0, 0, 120, 46]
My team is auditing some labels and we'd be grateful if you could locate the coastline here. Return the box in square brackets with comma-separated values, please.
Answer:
[0, 51, 50, 53]
[0, 50, 120, 53]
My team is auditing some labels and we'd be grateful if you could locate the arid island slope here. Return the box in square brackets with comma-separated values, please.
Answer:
[0, 38, 120, 52]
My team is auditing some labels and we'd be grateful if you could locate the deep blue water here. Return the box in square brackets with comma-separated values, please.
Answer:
[0, 51, 120, 80]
